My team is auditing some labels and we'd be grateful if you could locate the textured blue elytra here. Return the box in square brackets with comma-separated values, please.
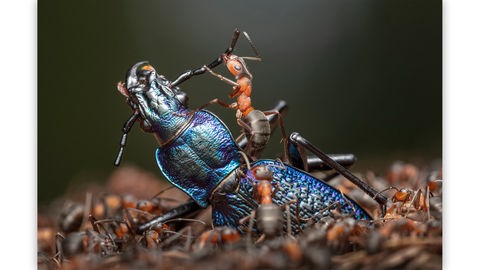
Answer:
[211, 160, 371, 233]
[156, 110, 241, 207]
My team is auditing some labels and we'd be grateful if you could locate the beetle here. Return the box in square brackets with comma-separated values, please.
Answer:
[114, 30, 387, 235]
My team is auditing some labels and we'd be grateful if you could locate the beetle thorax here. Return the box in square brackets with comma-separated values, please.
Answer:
[142, 85, 192, 147]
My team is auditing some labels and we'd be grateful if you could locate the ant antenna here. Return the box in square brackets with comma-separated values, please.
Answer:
[373, 186, 400, 200]
[241, 31, 262, 61]
[150, 186, 175, 200]
[238, 151, 252, 170]
[266, 164, 285, 173]
[163, 218, 208, 226]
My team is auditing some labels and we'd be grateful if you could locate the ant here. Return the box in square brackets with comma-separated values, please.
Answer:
[250, 164, 284, 238]
[237, 155, 299, 240]
[194, 226, 241, 251]
[186, 30, 288, 160]
[374, 186, 431, 219]
[58, 202, 85, 233]
[374, 166, 443, 220]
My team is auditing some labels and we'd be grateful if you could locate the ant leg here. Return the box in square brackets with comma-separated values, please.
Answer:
[242, 31, 262, 61]
[136, 200, 201, 234]
[266, 100, 288, 127]
[285, 202, 292, 237]
[195, 98, 235, 111]
[277, 200, 301, 235]
[204, 65, 240, 87]
[284, 201, 301, 237]
[247, 210, 256, 248]
[236, 118, 256, 156]
[263, 110, 288, 161]
[237, 100, 288, 151]
[425, 185, 431, 220]
[88, 215, 101, 233]
[288, 132, 387, 214]
[170, 30, 241, 87]
[54, 233, 65, 265]
[173, 98, 236, 117]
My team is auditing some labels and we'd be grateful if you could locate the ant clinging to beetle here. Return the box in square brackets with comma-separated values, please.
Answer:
[239, 160, 284, 240]
[185, 31, 288, 160]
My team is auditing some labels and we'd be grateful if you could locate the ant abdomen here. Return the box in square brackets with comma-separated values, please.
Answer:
[244, 109, 271, 155]
[256, 203, 283, 237]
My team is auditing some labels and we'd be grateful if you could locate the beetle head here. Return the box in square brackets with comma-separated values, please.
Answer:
[117, 61, 157, 97]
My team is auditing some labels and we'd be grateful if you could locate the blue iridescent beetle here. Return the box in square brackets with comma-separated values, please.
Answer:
[114, 30, 387, 235]
[115, 61, 241, 208]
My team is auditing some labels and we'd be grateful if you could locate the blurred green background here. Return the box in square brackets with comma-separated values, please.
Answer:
[38, 0, 441, 204]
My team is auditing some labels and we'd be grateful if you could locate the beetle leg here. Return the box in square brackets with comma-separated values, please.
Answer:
[287, 138, 357, 173]
[136, 201, 202, 234]
[170, 30, 241, 87]
[288, 132, 387, 215]
[114, 110, 140, 166]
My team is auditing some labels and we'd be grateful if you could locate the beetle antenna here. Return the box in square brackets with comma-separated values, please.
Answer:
[114, 111, 140, 166]
[224, 29, 241, 56]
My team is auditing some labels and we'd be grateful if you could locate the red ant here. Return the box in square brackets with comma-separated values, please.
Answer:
[236, 155, 299, 239]
[374, 186, 431, 220]
[235, 158, 283, 240]
[251, 164, 276, 204]
[252, 163, 302, 238]
[374, 167, 442, 220]
[187, 30, 288, 160]
[194, 226, 241, 250]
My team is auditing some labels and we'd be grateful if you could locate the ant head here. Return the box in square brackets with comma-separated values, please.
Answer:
[222, 54, 248, 77]
[252, 165, 274, 181]
[393, 188, 413, 202]
[220, 31, 261, 79]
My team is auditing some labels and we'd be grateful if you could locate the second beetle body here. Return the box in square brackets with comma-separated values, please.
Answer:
[212, 159, 370, 233]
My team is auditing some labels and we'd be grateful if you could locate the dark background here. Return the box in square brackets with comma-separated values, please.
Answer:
[38, 0, 442, 204]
